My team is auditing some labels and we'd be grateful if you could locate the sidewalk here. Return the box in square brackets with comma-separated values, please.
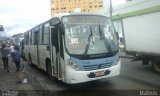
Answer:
[0, 56, 34, 90]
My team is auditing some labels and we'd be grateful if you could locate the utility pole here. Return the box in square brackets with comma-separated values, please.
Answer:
[109, 0, 112, 17]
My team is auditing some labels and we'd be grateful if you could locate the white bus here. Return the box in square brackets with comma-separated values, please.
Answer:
[23, 13, 121, 84]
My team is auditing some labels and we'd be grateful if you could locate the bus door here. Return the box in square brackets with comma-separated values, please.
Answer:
[50, 26, 62, 80]
[35, 31, 40, 66]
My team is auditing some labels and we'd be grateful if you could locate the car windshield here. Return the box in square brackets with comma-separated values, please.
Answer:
[62, 15, 119, 55]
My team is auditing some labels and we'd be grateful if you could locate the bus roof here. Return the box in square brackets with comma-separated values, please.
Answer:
[54, 12, 107, 18]
[24, 13, 108, 33]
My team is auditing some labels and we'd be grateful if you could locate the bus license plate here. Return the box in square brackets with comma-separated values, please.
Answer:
[95, 71, 105, 77]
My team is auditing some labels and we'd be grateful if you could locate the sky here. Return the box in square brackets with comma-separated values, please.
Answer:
[0, 0, 126, 37]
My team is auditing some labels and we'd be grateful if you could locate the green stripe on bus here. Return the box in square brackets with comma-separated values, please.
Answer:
[112, 5, 160, 20]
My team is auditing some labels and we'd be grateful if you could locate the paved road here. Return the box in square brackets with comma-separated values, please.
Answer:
[1, 57, 159, 96]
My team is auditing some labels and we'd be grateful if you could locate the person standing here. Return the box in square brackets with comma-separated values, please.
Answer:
[1, 44, 10, 72]
[13, 45, 21, 71]
[10, 43, 15, 61]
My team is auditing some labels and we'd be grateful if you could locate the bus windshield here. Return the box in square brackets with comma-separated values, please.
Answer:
[62, 15, 119, 55]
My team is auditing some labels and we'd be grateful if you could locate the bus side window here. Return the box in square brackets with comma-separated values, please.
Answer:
[27, 32, 29, 45]
[34, 31, 39, 44]
[43, 23, 50, 45]
[51, 26, 59, 52]
[31, 30, 34, 45]
[24, 32, 28, 45]
[29, 31, 32, 45]
[39, 26, 43, 44]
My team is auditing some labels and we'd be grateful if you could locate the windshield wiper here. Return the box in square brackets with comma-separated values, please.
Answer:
[98, 25, 112, 52]
[83, 26, 93, 56]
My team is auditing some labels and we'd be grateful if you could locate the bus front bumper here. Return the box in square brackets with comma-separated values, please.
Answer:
[65, 60, 121, 84]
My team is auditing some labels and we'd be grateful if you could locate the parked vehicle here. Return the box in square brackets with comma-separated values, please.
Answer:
[112, 0, 160, 73]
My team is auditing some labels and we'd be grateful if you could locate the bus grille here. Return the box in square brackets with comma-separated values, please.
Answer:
[83, 63, 112, 71]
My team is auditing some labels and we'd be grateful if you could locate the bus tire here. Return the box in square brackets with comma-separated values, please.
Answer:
[152, 58, 160, 74]
[28, 54, 33, 66]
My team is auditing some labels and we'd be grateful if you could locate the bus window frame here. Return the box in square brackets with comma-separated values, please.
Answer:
[42, 22, 50, 45]
[33, 29, 40, 45]
[29, 31, 32, 45]
[39, 25, 43, 44]
[31, 30, 35, 45]
[27, 32, 29, 45]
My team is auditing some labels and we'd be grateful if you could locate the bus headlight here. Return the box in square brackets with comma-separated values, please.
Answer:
[67, 60, 81, 71]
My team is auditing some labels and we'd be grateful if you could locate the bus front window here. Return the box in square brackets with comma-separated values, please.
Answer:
[63, 16, 119, 55]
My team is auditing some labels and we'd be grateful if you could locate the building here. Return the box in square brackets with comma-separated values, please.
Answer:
[50, 0, 103, 16]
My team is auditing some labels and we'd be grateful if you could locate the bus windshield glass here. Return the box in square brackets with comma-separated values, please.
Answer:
[62, 15, 119, 55]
